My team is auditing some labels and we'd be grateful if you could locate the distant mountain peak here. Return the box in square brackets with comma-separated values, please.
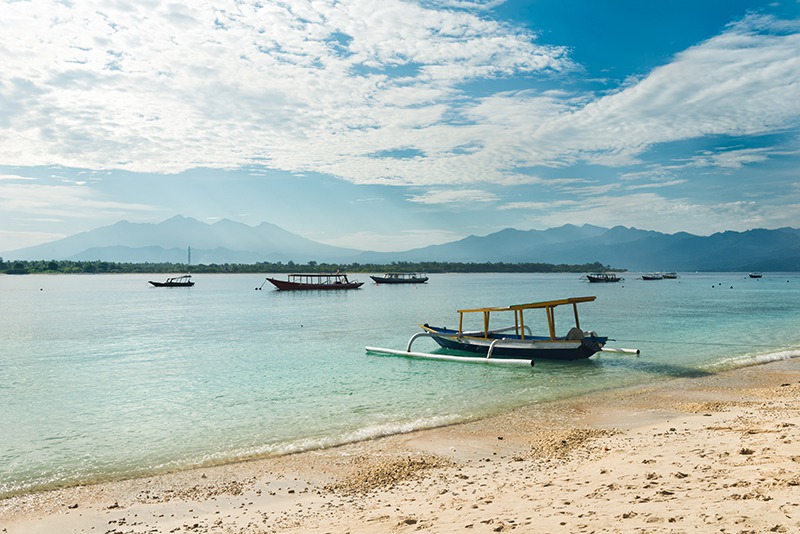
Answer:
[4, 216, 798, 271]
[4, 215, 360, 263]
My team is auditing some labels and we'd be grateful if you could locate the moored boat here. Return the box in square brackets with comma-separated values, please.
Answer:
[662, 272, 678, 279]
[749, 272, 763, 279]
[365, 296, 633, 365]
[370, 272, 428, 284]
[584, 273, 623, 283]
[641, 273, 663, 280]
[265, 272, 364, 290]
[149, 274, 194, 287]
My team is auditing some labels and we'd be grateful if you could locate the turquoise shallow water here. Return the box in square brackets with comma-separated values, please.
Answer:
[1, 272, 799, 497]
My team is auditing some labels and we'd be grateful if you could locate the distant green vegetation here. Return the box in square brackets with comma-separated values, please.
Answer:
[0, 258, 622, 275]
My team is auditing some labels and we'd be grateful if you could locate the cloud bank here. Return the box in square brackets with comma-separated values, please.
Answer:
[1, 2, 799, 251]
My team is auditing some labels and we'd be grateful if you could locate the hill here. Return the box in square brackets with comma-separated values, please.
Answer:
[354, 225, 800, 271]
[3, 216, 799, 271]
[3, 215, 361, 264]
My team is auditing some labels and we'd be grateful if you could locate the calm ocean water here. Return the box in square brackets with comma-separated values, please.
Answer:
[2, 272, 799, 497]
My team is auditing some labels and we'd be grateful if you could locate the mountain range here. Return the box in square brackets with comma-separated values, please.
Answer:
[3, 215, 800, 272]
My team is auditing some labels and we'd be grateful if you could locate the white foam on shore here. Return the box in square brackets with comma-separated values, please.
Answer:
[210, 414, 468, 463]
[705, 347, 800, 372]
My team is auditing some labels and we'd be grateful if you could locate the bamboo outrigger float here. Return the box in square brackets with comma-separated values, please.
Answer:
[366, 296, 638, 366]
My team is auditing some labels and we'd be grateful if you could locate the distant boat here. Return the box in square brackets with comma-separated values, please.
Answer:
[662, 272, 679, 279]
[370, 272, 428, 284]
[584, 273, 623, 283]
[749, 272, 763, 278]
[149, 274, 194, 287]
[150, 247, 194, 287]
[265, 272, 364, 290]
[641, 273, 664, 280]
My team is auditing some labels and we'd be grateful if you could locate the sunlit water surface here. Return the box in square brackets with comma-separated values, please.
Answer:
[2, 272, 798, 496]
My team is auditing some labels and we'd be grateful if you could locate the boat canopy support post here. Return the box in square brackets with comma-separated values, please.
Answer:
[545, 306, 556, 340]
[572, 302, 581, 330]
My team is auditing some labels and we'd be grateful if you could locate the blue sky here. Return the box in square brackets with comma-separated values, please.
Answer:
[1, 0, 799, 253]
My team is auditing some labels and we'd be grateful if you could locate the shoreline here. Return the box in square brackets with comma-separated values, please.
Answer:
[2, 357, 799, 533]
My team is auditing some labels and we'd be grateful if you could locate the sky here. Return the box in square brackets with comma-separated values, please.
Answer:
[1, 0, 799, 253]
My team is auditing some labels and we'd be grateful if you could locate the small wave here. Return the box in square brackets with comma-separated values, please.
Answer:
[1, 414, 468, 498]
[704, 347, 800, 372]
[214, 414, 467, 463]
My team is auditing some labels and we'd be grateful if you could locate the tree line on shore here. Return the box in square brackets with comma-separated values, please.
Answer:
[0, 258, 620, 275]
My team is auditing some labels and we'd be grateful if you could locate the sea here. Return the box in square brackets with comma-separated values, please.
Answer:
[2, 272, 799, 498]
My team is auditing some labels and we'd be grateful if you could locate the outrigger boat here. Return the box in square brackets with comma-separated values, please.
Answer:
[370, 272, 429, 284]
[265, 272, 364, 290]
[366, 296, 637, 366]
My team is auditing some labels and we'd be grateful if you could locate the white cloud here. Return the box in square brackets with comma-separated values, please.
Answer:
[0, 173, 35, 181]
[537, 15, 800, 164]
[624, 179, 687, 191]
[431, 0, 508, 10]
[688, 147, 772, 169]
[420, 14, 800, 182]
[0, 229, 68, 252]
[2, 3, 796, 191]
[407, 188, 499, 204]
[1, 2, 799, 251]
[528, 192, 776, 235]
[0, 178, 159, 250]
[309, 14, 800, 187]
[0, 0, 571, 179]
[499, 199, 580, 211]
[0, 182, 154, 217]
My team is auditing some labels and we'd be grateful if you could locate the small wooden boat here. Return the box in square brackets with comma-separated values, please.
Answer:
[662, 272, 678, 279]
[149, 274, 194, 287]
[366, 297, 635, 365]
[584, 273, 623, 283]
[265, 272, 364, 290]
[749, 272, 763, 279]
[641, 273, 663, 280]
[370, 272, 428, 284]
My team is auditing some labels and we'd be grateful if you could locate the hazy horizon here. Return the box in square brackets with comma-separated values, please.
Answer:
[5, 214, 800, 258]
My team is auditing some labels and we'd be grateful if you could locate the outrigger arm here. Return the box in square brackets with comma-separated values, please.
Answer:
[362, 331, 535, 366]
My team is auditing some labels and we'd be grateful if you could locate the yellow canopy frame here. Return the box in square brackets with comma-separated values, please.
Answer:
[456, 296, 596, 341]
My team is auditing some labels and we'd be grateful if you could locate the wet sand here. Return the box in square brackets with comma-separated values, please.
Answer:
[2, 358, 799, 533]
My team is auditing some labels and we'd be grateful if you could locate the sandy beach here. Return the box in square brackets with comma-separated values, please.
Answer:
[2, 358, 799, 533]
